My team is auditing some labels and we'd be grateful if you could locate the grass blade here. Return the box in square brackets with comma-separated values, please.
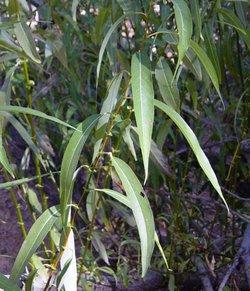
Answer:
[131, 52, 154, 182]
[60, 115, 101, 227]
[154, 100, 229, 211]
[111, 156, 155, 277]
[172, 0, 193, 75]
[10, 205, 61, 282]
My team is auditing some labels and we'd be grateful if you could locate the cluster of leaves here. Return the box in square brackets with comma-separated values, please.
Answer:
[0, 0, 249, 290]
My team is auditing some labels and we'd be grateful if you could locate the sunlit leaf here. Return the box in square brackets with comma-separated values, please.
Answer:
[59, 229, 77, 291]
[172, 0, 193, 75]
[155, 100, 229, 211]
[10, 205, 61, 282]
[111, 156, 155, 277]
[131, 52, 154, 182]
[60, 115, 101, 227]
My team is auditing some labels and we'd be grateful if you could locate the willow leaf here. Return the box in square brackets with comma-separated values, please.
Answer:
[131, 52, 154, 182]
[14, 21, 41, 64]
[0, 273, 21, 291]
[155, 100, 229, 211]
[10, 205, 61, 282]
[172, 0, 193, 75]
[60, 115, 101, 227]
[111, 156, 155, 277]
[190, 40, 224, 107]
[0, 105, 78, 131]
[155, 57, 180, 111]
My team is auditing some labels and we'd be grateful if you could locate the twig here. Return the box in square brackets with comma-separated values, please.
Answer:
[222, 187, 250, 202]
[195, 256, 214, 291]
[218, 224, 250, 291]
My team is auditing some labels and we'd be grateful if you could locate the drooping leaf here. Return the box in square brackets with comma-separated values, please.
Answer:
[27, 188, 42, 214]
[92, 231, 110, 265]
[155, 57, 180, 111]
[0, 273, 21, 291]
[60, 115, 101, 227]
[0, 31, 23, 55]
[10, 205, 61, 282]
[14, 20, 41, 63]
[131, 52, 154, 182]
[190, 40, 224, 107]
[172, 0, 193, 75]
[154, 100, 229, 211]
[0, 105, 78, 131]
[72, 0, 79, 22]
[111, 156, 155, 277]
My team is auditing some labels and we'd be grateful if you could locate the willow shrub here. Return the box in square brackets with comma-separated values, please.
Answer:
[0, 0, 249, 290]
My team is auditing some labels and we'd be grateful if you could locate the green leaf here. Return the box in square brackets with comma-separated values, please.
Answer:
[190, 40, 224, 107]
[92, 231, 110, 265]
[122, 124, 137, 161]
[72, 0, 79, 22]
[0, 31, 23, 55]
[0, 172, 57, 190]
[0, 105, 78, 131]
[217, 8, 250, 50]
[154, 100, 229, 211]
[0, 137, 14, 177]
[10, 205, 61, 282]
[96, 12, 143, 87]
[0, 273, 21, 291]
[60, 115, 101, 227]
[155, 57, 180, 111]
[27, 188, 42, 214]
[203, 25, 222, 84]
[183, 48, 202, 81]
[131, 52, 154, 182]
[25, 269, 38, 291]
[111, 156, 155, 277]
[191, 0, 201, 41]
[14, 21, 41, 64]
[93, 73, 123, 161]
[96, 188, 130, 208]
[172, 0, 193, 75]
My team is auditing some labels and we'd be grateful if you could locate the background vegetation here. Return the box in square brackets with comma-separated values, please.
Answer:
[0, 0, 249, 290]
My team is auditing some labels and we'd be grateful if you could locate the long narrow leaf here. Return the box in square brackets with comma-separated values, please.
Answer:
[155, 57, 180, 111]
[190, 40, 224, 107]
[155, 100, 229, 211]
[60, 115, 101, 227]
[0, 273, 21, 291]
[172, 0, 193, 75]
[111, 156, 155, 277]
[10, 205, 61, 282]
[14, 21, 41, 63]
[0, 105, 78, 131]
[131, 52, 154, 182]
